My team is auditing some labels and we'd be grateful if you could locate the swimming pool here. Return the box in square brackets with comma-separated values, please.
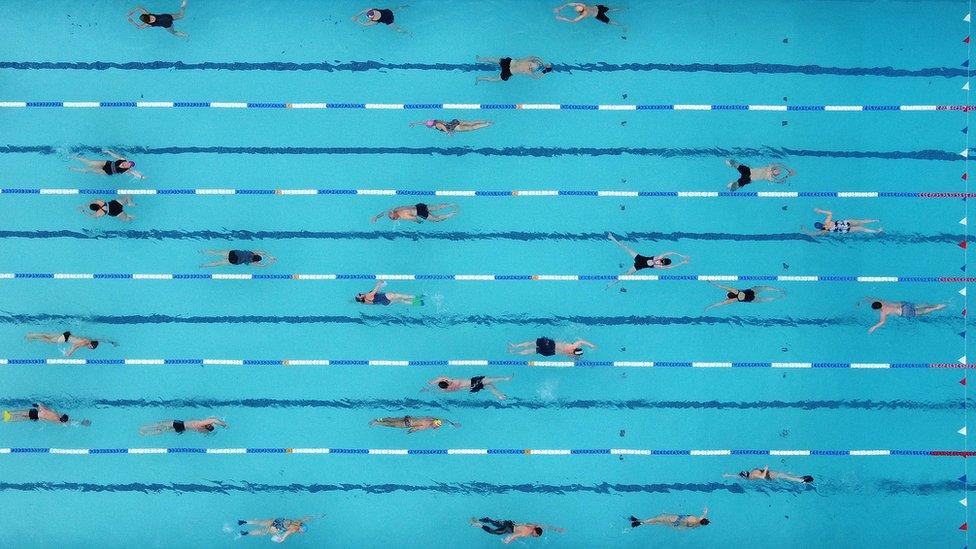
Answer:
[0, 0, 972, 546]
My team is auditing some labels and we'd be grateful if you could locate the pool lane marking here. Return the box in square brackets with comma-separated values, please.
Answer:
[1, 102, 973, 112]
[2, 273, 973, 283]
[1, 447, 973, 457]
[1, 358, 972, 368]
[4, 188, 975, 199]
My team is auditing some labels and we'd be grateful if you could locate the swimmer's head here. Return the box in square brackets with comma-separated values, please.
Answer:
[738, 470, 749, 478]
[204, 424, 215, 432]
[532, 527, 543, 536]
[572, 348, 584, 356]
[139, 13, 153, 24]
[574, 4, 585, 12]
[437, 380, 450, 389]
[727, 291, 738, 300]
[432, 419, 443, 428]
[425, 120, 436, 128]
[541, 65, 553, 74]
[661, 257, 672, 266]
[89, 203, 101, 211]
[813, 222, 825, 230]
[59, 414, 69, 423]
[89, 340, 99, 349]
[388, 210, 400, 220]
[699, 518, 710, 526]
[355, 294, 366, 303]
[121, 160, 135, 169]
[367, 9, 378, 20]
[771, 167, 781, 176]
[871, 301, 882, 309]
[253, 254, 263, 263]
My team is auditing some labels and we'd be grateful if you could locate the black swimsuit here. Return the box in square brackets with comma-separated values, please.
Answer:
[173, 420, 186, 433]
[633, 254, 655, 271]
[102, 160, 129, 175]
[736, 164, 752, 187]
[28, 407, 39, 421]
[104, 200, 124, 217]
[469, 376, 486, 393]
[415, 203, 431, 219]
[375, 8, 395, 25]
[148, 13, 174, 28]
[62, 331, 72, 342]
[595, 4, 611, 23]
[536, 337, 557, 356]
[740, 289, 756, 302]
[499, 58, 513, 81]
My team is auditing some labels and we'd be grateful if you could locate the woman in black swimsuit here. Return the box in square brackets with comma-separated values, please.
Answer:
[705, 282, 786, 311]
[410, 119, 493, 135]
[607, 232, 689, 285]
[352, 6, 407, 32]
[554, 3, 624, 28]
[475, 56, 553, 84]
[82, 196, 136, 222]
[71, 150, 146, 179]
[127, 1, 188, 38]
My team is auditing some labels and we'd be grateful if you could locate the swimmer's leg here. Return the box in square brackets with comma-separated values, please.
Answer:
[167, 27, 188, 38]
[607, 232, 638, 258]
[849, 226, 882, 234]
[848, 219, 880, 225]
[385, 292, 415, 304]
[457, 121, 492, 131]
[118, 195, 135, 206]
[508, 341, 534, 353]
[370, 417, 407, 428]
[914, 303, 947, 316]
[139, 421, 173, 436]
[171, 0, 187, 20]
[476, 56, 501, 64]
[754, 286, 787, 301]
[25, 332, 63, 344]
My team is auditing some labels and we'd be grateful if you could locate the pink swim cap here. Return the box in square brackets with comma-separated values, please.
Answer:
[425, 120, 435, 127]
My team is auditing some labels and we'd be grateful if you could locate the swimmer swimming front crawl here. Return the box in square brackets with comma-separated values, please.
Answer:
[371, 203, 459, 223]
[475, 56, 553, 84]
[3, 402, 90, 426]
[704, 281, 786, 311]
[127, 1, 189, 38]
[725, 159, 794, 191]
[630, 508, 709, 529]
[724, 465, 814, 484]
[508, 338, 596, 358]
[859, 297, 947, 333]
[410, 119, 493, 135]
[25, 331, 116, 357]
[351, 6, 407, 33]
[369, 416, 460, 433]
[238, 516, 315, 543]
[425, 375, 513, 400]
[139, 417, 227, 436]
[470, 517, 564, 544]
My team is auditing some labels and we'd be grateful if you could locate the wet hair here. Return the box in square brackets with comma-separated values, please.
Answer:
[437, 380, 449, 389]
[871, 301, 882, 309]
[89, 340, 99, 349]
[661, 257, 672, 265]
[699, 518, 710, 526]
[89, 203, 101, 211]
[813, 222, 825, 230]
[139, 13, 151, 23]
[204, 424, 215, 432]
[541, 66, 553, 74]
[355, 294, 366, 303]
[572, 348, 583, 356]
[802, 475, 814, 483]
[533, 527, 543, 536]
[727, 292, 737, 300]
[59, 414, 69, 423]
[252, 254, 263, 263]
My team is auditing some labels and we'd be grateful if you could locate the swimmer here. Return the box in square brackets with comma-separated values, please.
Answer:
[725, 159, 794, 191]
[508, 337, 596, 358]
[410, 119, 493, 135]
[369, 415, 460, 433]
[82, 196, 136, 222]
[553, 3, 624, 29]
[630, 508, 709, 529]
[200, 249, 277, 268]
[25, 331, 116, 357]
[805, 208, 882, 236]
[70, 150, 146, 179]
[859, 297, 947, 333]
[704, 281, 786, 311]
[3, 402, 90, 426]
[127, 1, 189, 38]
[424, 375, 513, 400]
[238, 516, 314, 543]
[607, 232, 689, 284]
[355, 280, 423, 306]
[351, 6, 407, 32]
[139, 417, 227, 436]
[475, 56, 553, 84]
[371, 202, 458, 223]
[724, 466, 813, 484]
[470, 517, 564, 544]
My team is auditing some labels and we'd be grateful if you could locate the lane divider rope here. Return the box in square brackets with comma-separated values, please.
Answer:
[0, 447, 972, 456]
[1, 358, 972, 368]
[0, 101, 972, 112]
[0, 273, 971, 283]
[2, 188, 974, 199]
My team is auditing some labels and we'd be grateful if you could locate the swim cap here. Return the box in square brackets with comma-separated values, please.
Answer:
[813, 222, 825, 230]
[367, 9, 376, 17]
[127, 161, 135, 168]
[2, 410, 10, 422]
[425, 120, 435, 127]
[432, 419, 443, 427]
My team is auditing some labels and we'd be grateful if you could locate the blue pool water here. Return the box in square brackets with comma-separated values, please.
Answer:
[0, 0, 973, 547]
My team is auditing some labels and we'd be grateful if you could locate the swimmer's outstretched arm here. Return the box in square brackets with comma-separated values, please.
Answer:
[813, 208, 833, 224]
[351, 9, 376, 25]
[867, 312, 887, 334]
[704, 299, 735, 311]
[370, 209, 393, 222]
[63, 340, 88, 357]
[707, 281, 738, 293]
[254, 252, 277, 267]
[657, 252, 690, 268]
[127, 6, 149, 27]
[364, 280, 385, 299]
[573, 339, 597, 349]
